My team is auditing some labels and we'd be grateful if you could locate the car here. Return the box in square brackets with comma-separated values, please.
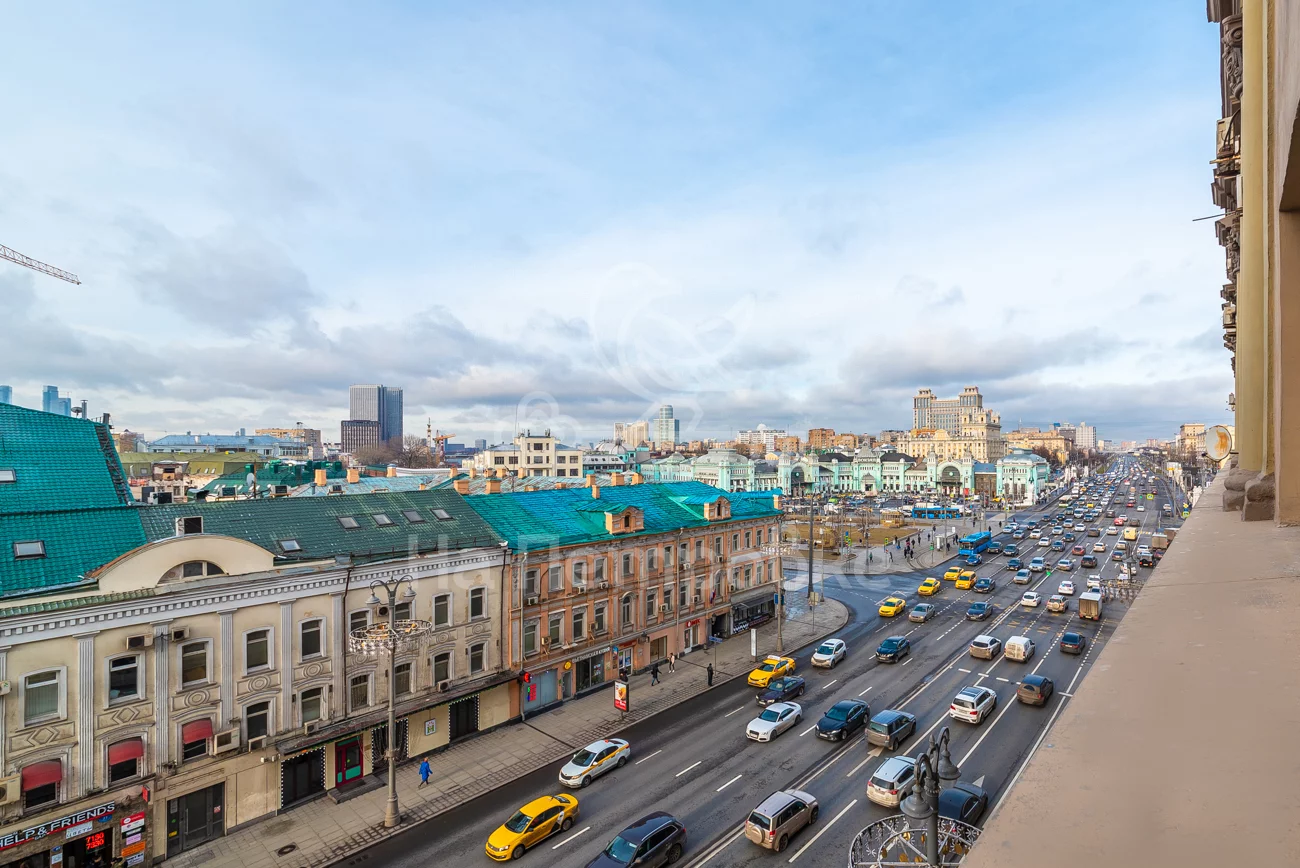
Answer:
[1051, 526, 1064, 535]
[1071, 544, 1086, 556]
[815, 699, 869, 741]
[1029, 557, 1046, 572]
[917, 578, 942, 596]
[1093, 542, 1107, 552]
[1013, 568, 1032, 584]
[867, 756, 918, 807]
[1063, 532, 1076, 543]
[954, 572, 975, 590]
[586, 813, 686, 868]
[1112, 549, 1125, 562]
[1057, 579, 1075, 595]
[1003, 543, 1020, 556]
[938, 781, 990, 824]
[1114, 517, 1126, 526]
[1088, 527, 1102, 537]
[1021, 591, 1042, 607]
[1137, 505, 1145, 512]
[757, 676, 807, 706]
[1056, 558, 1073, 571]
[486, 794, 581, 861]
[948, 685, 997, 724]
[986, 541, 1003, 554]
[1136, 544, 1152, 555]
[747, 656, 796, 688]
[810, 639, 846, 668]
[866, 709, 918, 750]
[1086, 575, 1103, 592]
[1046, 594, 1067, 613]
[744, 790, 819, 853]
[968, 634, 1002, 659]
[943, 566, 962, 581]
[1080, 554, 1098, 568]
[972, 577, 995, 593]
[966, 601, 991, 620]
[876, 635, 911, 662]
[1106, 526, 1119, 535]
[746, 701, 803, 742]
[878, 597, 908, 617]
[560, 739, 631, 788]
[1074, 524, 1086, 532]
[1028, 529, 1042, 539]
[1060, 632, 1087, 654]
[909, 603, 937, 623]
[1016, 674, 1055, 707]
[1006, 557, 1022, 570]
[1036, 537, 1052, 548]
[1138, 553, 1155, 567]
[965, 554, 982, 566]
[1050, 540, 1065, 552]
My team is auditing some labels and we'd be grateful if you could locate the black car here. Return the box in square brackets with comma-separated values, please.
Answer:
[1112, 550, 1124, 561]
[986, 541, 1003, 554]
[757, 676, 806, 706]
[966, 601, 991, 620]
[1003, 543, 1019, 556]
[1050, 540, 1065, 552]
[1138, 553, 1155, 567]
[585, 813, 687, 868]
[1060, 632, 1087, 654]
[938, 781, 989, 824]
[1080, 555, 1098, 568]
[816, 699, 869, 741]
[1006, 557, 1022, 571]
[973, 577, 994, 594]
[875, 636, 911, 662]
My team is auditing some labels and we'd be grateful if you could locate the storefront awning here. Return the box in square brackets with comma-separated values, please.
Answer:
[108, 738, 144, 765]
[22, 760, 62, 791]
[182, 718, 214, 743]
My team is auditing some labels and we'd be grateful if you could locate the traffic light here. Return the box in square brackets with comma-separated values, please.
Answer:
[519, 671, 531, 684]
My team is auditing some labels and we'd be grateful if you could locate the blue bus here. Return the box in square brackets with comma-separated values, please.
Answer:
[958, 531, 992, 558]
[909, 504, 963, 520]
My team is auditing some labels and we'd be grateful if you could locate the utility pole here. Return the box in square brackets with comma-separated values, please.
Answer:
[806, 486, 816, 600]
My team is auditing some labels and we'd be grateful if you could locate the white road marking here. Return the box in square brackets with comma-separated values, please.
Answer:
[692, 826, 747, 866]
[634, 749, 662, 766]
[799, 723, 817, 737]
[675, 760, 702, 777]
[717, 774, 743, 792]
[1060, 692, 1074, 697]
[901, 657, 913, 666]
[1064, 663, 1085, 695]
[724, 706, 747, 718]
[958, 667, 972, 673]
[822, 679, 838, 689]
[846, 746, 883, 778]
[788, 799, 859, 863]
[858, 686, 874, 697]
[985, 676, 1075, 825]
[995, 677, 1009, 683]
[972, 774, 986, 788]
[552, 826, 590, 849]
[958, 697, 1018, 766]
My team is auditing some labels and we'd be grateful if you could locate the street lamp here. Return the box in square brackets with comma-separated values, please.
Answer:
[900, 728, 962, 866]
[348, 577, 433, 828]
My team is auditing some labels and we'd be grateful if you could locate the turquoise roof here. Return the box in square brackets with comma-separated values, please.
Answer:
[0, 404, 133, 513]
[0, 507, 147, 598]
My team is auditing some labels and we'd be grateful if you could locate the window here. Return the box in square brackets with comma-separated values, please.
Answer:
[278, 539, 301, 553]
[433, 594, 451, 627]
[732, 533, 740, 551]
[744, 566, 752, 587]
[349, 610, 370, 635]
[394, 601, 412, 621]
[245, 701, 271, 741]
[469, 643, 486, 674]
[572, 561, 586, 586]
[679, 582, 688, 608]
[394, 662, 413, 696]
[523, 621, 538, 655]
[300, 687, 324, 723]
[695, 540, 703, 561]
[767, 528, 774, 543]
[300, 620, 323, 659]
[680, 542, 688, 565]
[178, 516, 203, 535]
[0, 469, 14, 483]
[23, 671, 61, 724]
[372, 513, 394, 527]
[572, 608, 586, 640]
[548, 565, 563, 592]
[622, 553, 633, 577]
[402, 509, 426, 524]
[548, 613, 563, 645]
[108, 656, 140, 702]
[664, 545, 674, 568]
[645, 591, 655, 619]
[181, 719, 212, 761]
[13, 540, 45, 560]
[338, 516, 360, 529]
[22, 763, 59, 810]
[663, 587, 672, 611]
[647, 549, 657, 572]
[594, 558, 606, 583]
[470, 588, 486, 619]
[181, 643, 208, 687]
[433, 652, 451, 684]
[493, 456, 504, 465]
[108, 738, 143, 784]
[433, 509, 453, 521]
[621, 594, 633, 626]
[349, 675, 370, 712]
[245, 629, 270, 671]
[593, 604, 607, 634]
[745, 530, 752, 548]
[714, 537, 723, 556]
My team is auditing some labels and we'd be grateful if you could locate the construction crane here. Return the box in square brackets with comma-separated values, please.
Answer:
[1, 242, 81, 284]
[427, 421, 454, 467]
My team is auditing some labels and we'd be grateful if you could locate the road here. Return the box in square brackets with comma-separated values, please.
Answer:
[343, 459, 1177, 868]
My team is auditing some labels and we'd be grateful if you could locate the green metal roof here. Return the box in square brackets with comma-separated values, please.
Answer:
[0, 507, 147, 598]
[465, 481, 780, 550]
[0, 404, 133, 513]
[202, 462, 350, 495]
[0, 587, 156, 618]
[118, 452, 268, 479]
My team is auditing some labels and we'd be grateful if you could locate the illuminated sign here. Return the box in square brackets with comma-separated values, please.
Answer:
[0, 803, 116, 852]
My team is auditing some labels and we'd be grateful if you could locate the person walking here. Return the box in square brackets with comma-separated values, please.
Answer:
[650, 662, 661, 685]
[668, 652, 676, 673]
[706, 663, 714, 686]
[418, 757, 431, 789]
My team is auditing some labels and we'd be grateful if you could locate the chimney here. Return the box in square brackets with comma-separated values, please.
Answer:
[631, 472, 644, 485]
[418, 482, 427, 490]
[468, 467, 477, 479]
[386, 464, 397, 478]
[314, 468, 328, 486]
[346, 467, 360, 484]
[486, 478, 502, 494]
[591, 483, 600, 500]
[773, 494, 782, 510]
[524, 484, 536, 492]
[585, 473, 596, 488]
[610, 472, 625, 486]
[496, 467, 508, 479]
[453, 478, 471, 495]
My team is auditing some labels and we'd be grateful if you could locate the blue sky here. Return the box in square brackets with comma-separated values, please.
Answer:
[0, 1, 1231, 445]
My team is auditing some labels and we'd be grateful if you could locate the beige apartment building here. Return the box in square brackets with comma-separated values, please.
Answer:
[461, 431, 585, 478]
[898, 408, 1006, 464]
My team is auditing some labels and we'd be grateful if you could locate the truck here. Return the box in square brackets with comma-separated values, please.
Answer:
[1078, 591, 1103, 621]
[1150, 532, 1169, 551]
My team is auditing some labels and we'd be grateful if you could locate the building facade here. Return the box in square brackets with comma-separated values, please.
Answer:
[912, 386, 983, 433]
[347, 385, 403, 445]
[255, 428, 324, 460]
[653, 406, 679, 448]
[995, 449, 1052, 506]
[340, 420, 381, 455]
[806, 428, 835, 451]
[41, 386, 72, 417]
[147, 433, 306, 460]
[461, 432, 584, 478]
[613, 421, 651, 448]
[735, 425, 786, 450]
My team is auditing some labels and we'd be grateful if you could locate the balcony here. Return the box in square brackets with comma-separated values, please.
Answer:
[963, 474, 1300, 868]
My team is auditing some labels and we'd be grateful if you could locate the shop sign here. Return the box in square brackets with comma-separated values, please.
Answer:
[63, 823, 93, 840]
[125, 856, 145, 867]
[124, 834, 142, 847]
[424, 719, 437, 737]
[121, 841, 147, 858]
[685, 619, 701, 628]
[0, 802, 116, 852]
[120, 813, 146, 835]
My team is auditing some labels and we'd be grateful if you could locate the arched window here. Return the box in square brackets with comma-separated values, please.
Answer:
[161, 561, 225, 581]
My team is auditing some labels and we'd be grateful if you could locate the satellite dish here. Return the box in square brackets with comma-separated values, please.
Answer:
[1206, 425, 1233, 462]
[246, 472, 257, 487]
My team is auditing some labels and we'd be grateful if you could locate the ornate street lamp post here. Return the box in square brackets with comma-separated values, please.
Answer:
[348, 577, 433, 828]
[899, 728, 962, 866]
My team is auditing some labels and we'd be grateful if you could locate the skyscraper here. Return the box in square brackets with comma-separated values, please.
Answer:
[654, 405, 679, 446]
[0, 385, 11, 405]
[42, 385, 72, 417]
[347, 384, 403, 444]
[912, 386, 983, 434]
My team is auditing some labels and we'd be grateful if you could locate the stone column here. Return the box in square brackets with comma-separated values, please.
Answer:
[0, 648, 7, 772]
[331, 592, 346, 718]
[280, 602, 294, 730]
[1275, 190, 1300, 524]
[219, 611, 235, 726]
[153, 625, 170, 764]
[77, 635, 95, 797]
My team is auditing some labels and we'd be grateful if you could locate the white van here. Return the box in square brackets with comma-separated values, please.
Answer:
[1004, 636, 1035, 662]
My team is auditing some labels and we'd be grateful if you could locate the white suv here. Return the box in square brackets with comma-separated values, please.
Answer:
[949, 686, 997, 724]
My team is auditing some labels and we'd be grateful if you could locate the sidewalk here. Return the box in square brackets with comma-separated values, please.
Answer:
[169, 593, 850, 868]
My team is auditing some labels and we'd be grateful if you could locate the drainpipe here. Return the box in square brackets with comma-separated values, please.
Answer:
[498, 540, 514, 717]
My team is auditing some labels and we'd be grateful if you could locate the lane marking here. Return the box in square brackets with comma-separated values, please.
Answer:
[788, 799, 859, 863]
[724, 706, 747, 718]
[675, 760, 702, 777]
[858, 686, 874, 697]
[822, 679, 838, 689]
[691, 826, 747, 866]
[985, 677, 1074, 825]
[995, 677, 1009, 682]
[716, 774, 743, 792]
[958, 667, 972, 673]
[799, 723, 817, 737]
[634, 749, 662, 766]
[846, 746, 883, 778]
[1060, 692, 1074, 697]
[958, 696, 1018, 767]
[552, 826, 590, 849]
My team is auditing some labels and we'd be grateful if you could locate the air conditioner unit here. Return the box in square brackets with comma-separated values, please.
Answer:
[303, 721, 321, 735]
[246, 735, 268, 752]
[171, 628, 190, 642]
[211, 729, 240, 755]
[128, 634, 154, 650]
[0, 775, 20, 806]
[437, 680, 450, 692]
[572, 585, 587, 595]
[729, 585, 736, 592]
[0, 680, 10, 697]
[598, 581, 610, 589]
[540, 637, 549, 646]
[525, 596, 540, 606]
[694, 594, 702, 603]
[271, 485, 290, 497]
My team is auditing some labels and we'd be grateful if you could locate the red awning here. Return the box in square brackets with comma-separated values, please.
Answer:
[21, 760, 62, 791]
[182, 719, 213, 743]
[108, 738, 144, 765]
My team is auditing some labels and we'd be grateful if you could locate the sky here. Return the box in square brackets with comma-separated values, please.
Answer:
[0, 1, 1233, 446]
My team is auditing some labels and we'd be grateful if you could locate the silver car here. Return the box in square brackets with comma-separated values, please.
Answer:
[744, 789, 819, 852]
[746, 702, 802, 742]
[811, 639, 846, 668]
[867, 756, 918, 807]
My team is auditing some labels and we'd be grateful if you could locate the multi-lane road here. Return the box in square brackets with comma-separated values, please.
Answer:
[348, 460, 1180, 868]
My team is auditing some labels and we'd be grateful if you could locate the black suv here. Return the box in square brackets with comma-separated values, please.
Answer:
[757, 676, 806, 706]
[586, 813, 686, 867]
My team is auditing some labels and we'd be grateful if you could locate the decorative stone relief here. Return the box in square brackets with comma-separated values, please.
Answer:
[170, 686, 218, 712]
[1222, 15, 1243, 103]
[471, 622, 489, 636]
[294, 659, 333, 681]
[236, 670, 282, 698]
[9, 721, 77, 753]
[96, 701, 153, 731]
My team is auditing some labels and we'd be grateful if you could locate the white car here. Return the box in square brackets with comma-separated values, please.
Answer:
[1074, 524, 1086, 532]
[1036, 537, 1051, 547]
[1136, 506, 1145, 512]
[1051, 526, 1064, 535]
[1029, 530, 1042, 539]
[811, 639, 847, 668]
[1086, 575, 1103, 592]
[558, 738, 630, 788]
[746, 701, 802, 742]
[1093, 542, 1106, 552]
[1057, 580, 1075, 596]
[1021, 591, 1042, 608]
[1106, 527, 1119, 535]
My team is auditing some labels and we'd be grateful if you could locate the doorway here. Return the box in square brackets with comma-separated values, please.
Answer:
[334, 737, 363, 787]
[282, 748, 325, 807]
[166, 783, 225, 857]
[617, 646, 633, 674]
[448, 696, 479, 741]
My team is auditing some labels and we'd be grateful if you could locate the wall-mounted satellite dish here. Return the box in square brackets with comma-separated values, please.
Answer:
[1206, 425, 1233, 462]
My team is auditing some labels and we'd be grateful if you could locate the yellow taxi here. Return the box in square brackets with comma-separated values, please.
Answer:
[917, 578, 942, 596]
[485, 793, 580, 861]
[1122, 527, 1138, 541]
[878, 596, 908, 617]
[955, 571, 976, 590]
[943, 566, 963, 581]
[747, 655, 796, 688]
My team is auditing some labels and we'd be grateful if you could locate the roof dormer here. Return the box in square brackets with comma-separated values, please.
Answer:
[703, 496, 731, 521]
[603, 504, 645, 535]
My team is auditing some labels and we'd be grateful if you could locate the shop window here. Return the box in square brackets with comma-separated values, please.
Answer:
[394, 662, 413, 696]
[468, 643, 486, 674]
[23, 670, 62, 725]
[245, 629, 271, 672]
[108, 655, 140, 703]
[107, 737, 144, 784]
[300, 687, 324, 724]
[245, 701, 271, 741]
[469, 587, 486, 619]
[300, 619, 324, 659]
[181, 642, 209, 687]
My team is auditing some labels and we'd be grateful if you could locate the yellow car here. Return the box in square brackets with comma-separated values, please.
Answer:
[918, 578, 942, 596]
[485, 794, 580, 861]
[747, 655, 796, 688]
[943, 566, 962, 581]
[878, 596, 908, 617]
[955, 571, 976, 590]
